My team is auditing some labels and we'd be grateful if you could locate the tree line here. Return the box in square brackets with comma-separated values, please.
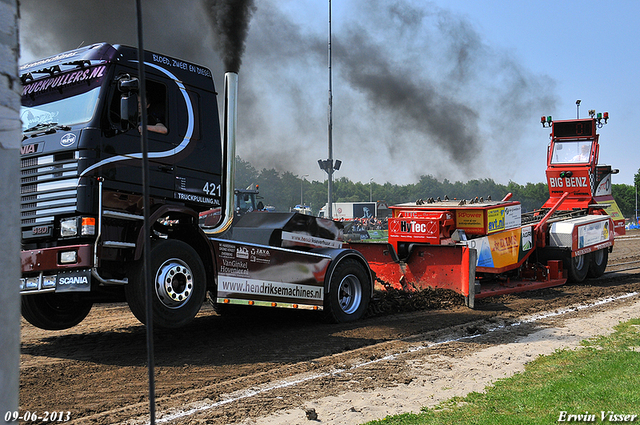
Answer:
[235, 157, 639, 220]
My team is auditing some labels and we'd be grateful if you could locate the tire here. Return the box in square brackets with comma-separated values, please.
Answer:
[126, 239, 207, 329]
[587, 248, 608, 278]
[325, 258, 371, 323]
[21, 293, 93, 330]
[567, 253, 589, 283]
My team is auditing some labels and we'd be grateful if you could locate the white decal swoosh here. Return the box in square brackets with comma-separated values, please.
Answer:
[79, 61, 195, 178]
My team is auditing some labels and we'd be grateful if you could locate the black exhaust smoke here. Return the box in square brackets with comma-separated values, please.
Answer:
[203, 0, 256, 73]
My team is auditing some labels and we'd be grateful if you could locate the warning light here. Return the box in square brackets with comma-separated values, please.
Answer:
[81, 217, 95, 235]
[595, 111, 610, 127]
[248, 300, 254, 306]
[541, 115, 552, 128]
[223, 299, 230, 304]
[293, 304, 299, 309]
[271, 302, 277, 307]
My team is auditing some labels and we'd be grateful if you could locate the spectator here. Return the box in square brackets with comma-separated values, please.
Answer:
[138, 95, 168, 135]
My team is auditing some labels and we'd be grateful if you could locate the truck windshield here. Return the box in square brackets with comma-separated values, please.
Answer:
[235, 193, 256, 214]
[550, 140, 592, 164]
[21, 64, 107, 133]
[21, 87, 101, 132]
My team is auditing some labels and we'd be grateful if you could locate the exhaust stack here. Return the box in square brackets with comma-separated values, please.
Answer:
[205, 72, 237, 234]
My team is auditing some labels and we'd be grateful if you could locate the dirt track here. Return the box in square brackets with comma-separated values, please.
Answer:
[19, 230, 640, 424]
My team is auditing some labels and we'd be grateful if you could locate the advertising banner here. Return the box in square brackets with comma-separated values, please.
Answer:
[456, 209, 484, 234]
[466, 226, 533, 269]
[487, 207, 505, 234]
[577, 220, 610, 249]
[505, 204, 522, 230]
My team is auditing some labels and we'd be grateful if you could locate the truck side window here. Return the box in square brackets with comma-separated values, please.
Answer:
[105, 77, 168, 135]
[144, 80, 168, 135]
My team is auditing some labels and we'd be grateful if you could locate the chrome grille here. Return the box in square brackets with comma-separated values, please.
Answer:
[21, 157, 37, 168]
[21, 151, 79, 228]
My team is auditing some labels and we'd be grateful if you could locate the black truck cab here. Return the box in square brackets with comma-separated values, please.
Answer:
[20, 43, 229, 328]
[21, 43, 224, 241]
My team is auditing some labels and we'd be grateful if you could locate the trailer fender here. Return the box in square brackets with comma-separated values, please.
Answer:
[313, 248, 373, 297]
[313, 248, 373, 322]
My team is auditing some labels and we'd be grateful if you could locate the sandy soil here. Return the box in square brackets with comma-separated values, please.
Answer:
[19, 230, 640, 425]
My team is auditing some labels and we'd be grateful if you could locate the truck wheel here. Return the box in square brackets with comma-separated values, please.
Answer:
[587, 248, 608, 278]
[567, 253, 589, 283]
[126, 239, 206, 329]
[325, 259, 371, 323]
[21, 293, 93, 330]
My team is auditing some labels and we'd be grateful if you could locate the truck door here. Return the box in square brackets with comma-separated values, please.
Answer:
[101, 75, 177, 199]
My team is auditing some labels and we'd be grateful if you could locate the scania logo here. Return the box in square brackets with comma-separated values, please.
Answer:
[21, 143, 37, 155]
[60, 132, 76, 147]
[58, 276, 88, 285]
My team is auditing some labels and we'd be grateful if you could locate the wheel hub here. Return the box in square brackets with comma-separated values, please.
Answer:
[155, 259, 193, 308]
[337, 274, 363, 315]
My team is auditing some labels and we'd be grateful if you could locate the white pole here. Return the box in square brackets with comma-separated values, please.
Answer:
[0, 1, 21, 422]
[301, 174, 309, 205]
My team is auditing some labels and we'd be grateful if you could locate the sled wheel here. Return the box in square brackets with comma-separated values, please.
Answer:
[567, 253, 589, 283]
[587, 248, 608, 278]
[325, 258, 371, 323]
[126, 239, 206, 328]
[21, 293, 93, 330]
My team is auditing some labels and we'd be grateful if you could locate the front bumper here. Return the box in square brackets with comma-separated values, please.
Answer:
[21, 244, 93, 294]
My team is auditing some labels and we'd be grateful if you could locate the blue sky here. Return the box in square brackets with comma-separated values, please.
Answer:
[19, 0, 639, 187]
[438, 1, 639, 185]
[270, 0, 639, 186]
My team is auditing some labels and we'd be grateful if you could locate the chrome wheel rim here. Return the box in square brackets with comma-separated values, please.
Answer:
[337, 274, 363, 315]
[155, 258, 193, 309]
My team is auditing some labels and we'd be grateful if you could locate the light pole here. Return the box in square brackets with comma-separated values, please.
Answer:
[301, 174, 309, 205]
[318, 0, 341, 218]
[369, 178, 373, 202]
[327, 0, 333, 218]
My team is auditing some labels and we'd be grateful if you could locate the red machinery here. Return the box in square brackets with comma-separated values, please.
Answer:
[542, 112, 625, 235]
[349, 114, 619, 307]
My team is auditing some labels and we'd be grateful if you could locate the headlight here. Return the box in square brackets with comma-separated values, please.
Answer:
[60, 216, 95, 237]
[60, 218, 78, 237]
[60, 250, 77, 264]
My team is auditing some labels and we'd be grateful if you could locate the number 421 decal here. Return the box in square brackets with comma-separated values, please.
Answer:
[202, 182, 221, 196]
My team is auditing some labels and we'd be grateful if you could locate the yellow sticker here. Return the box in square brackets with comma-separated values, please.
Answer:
[487, 207, 505, 234]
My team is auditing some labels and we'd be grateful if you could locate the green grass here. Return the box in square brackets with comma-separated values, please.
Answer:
[365, 319, 640, 425]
